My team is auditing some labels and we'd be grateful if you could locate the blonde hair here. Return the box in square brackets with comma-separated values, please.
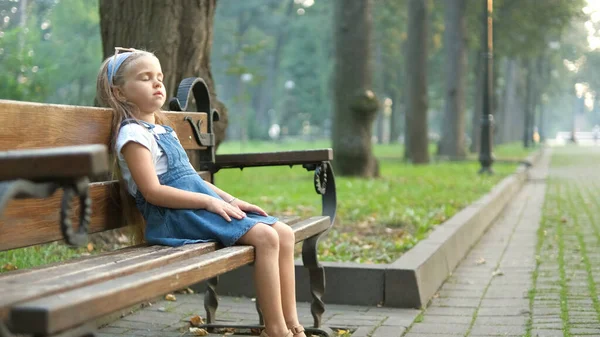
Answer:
[96, 49, 170, 244]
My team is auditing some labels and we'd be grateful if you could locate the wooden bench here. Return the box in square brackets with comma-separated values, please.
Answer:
[0, 78, 337, 337]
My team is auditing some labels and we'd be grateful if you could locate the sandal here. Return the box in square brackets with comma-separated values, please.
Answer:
[260, 329, 293, 337]
[290, 325, 305, 337]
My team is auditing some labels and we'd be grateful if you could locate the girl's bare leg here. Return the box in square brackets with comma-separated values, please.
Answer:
[271, 222, 307, 337]
[238, 223, 288, 337]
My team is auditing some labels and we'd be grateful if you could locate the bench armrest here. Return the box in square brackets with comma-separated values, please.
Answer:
[0, 144, 109, 181]
[214, 149, 333, 171]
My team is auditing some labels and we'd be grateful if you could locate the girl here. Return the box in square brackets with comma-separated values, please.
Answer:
[96, 47, 306, 337]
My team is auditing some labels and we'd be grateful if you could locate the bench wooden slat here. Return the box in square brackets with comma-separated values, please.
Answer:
[0, 144, 109, 181]
[0, 216, 302, 320]
[215, 149, 333, 169]
[9, 216, 329, 335]
[11, 246, 255, 335]
[0, 172, 212, 251]
[0, 100, 208, 151]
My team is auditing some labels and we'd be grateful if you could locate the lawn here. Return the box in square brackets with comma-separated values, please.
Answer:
[0, 141, 533, 272]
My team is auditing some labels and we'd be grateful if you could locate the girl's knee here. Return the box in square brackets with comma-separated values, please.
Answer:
[273, 222, 295, 247]
[243, 223, 279, 250]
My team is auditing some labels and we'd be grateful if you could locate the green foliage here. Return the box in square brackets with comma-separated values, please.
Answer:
[0, 0, 101, 105]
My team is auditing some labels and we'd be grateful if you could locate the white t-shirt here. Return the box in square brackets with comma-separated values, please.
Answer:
[116, 123, 172, 196]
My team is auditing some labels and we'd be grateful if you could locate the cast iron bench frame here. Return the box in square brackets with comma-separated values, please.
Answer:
[0, 78, 337, 337]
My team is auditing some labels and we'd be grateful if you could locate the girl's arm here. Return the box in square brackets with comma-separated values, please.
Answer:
[204, 179, 269, 216]
[203, 181, 234, 202]
[122, 142, 245, 221]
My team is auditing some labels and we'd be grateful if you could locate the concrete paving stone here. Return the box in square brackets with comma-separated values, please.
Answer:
[429, 297, 480, 308]
[95, 327, 128, 334]
[408, 323, 469, 335]
[532, 316, 563, 323]
[531, 307, 562, 316]
[403, 333, 462, 337]
[532, 322, 563, 330]
[325, 318, 385, 328]
[438, 283, 487, 291]
[476, 307, 530, 317]
[570, 327, 600, 334]
[108, 319, 169, 330]
[474, 316, 527, 326]
[121, 310, 184, 325]
[533, 299, 561, 308]
[484, 289, 528, 299]
[469, 323, 525, 336]
[423, 307, 475, 316]
[437, 289, 485, 298]
[419, 314, 472, 325]
[350, 326, 373, 337]
[530, 329, 566, 337]
[479, 298, 530, 308]
[365, 307, 419, 317]
[370, 325, 406, 337]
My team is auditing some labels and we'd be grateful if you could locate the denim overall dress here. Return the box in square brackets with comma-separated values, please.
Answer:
[124, 120, 278, 247]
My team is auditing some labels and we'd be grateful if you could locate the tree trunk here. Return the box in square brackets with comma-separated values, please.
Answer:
[438, 0, 467, 159]
[257, 0, 295, 139]
[500, 58, 518, 143]
[332, 0, 379, 177]
[523, 59, 533, 148]
[470, 49, 483, 153]
[404, 0, 429, 164]
[99, 0, 228, 148]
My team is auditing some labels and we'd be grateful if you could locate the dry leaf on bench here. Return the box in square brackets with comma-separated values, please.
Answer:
[164, 294, 177, 301]
[190, 315, 204, 327]
[189, 327, 209, 336]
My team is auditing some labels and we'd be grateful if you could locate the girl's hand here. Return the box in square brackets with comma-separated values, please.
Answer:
[232, 199, 269, 216]
[205, 197, 246, 222]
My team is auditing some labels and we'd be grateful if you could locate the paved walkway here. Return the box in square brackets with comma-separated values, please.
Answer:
[99, 147, 600, 337]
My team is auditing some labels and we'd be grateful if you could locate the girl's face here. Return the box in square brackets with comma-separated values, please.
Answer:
[119, 55, 166, 115]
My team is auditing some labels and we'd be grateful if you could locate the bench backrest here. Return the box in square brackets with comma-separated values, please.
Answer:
[0, 99, 213, 251]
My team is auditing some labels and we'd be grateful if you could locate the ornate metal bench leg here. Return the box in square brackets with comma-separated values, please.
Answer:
[255, 298, 264, 325]
[0, 322, 13, 337]
[302, 235, 325, 329]
[204, 276, 219, 329]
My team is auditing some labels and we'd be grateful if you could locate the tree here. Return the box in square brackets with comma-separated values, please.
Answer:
[438, 0, 467, 159]
[98, 0, 228, 146]
[404, 0, 430, 163]
[332, 0, 379, 177]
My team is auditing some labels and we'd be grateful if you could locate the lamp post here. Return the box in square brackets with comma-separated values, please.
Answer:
[479, 0, 494, 175]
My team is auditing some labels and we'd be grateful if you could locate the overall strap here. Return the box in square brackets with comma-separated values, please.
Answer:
[120, 119, 155, 130]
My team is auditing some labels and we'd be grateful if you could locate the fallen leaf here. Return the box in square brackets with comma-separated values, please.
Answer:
[1, 263, 18, 271]
[217, 327, 236, 334]
[164, 294, 177, 301]
[190, 315, 204, 327]
[336, 329, 349, 335]
[475, 257, 486, 265]
[561, 217, 568, 223]
[87, 242, 94, 252]
[250, 328, 263, 335]
[492, 269, 504, 277]
[189, 327, 208, 336]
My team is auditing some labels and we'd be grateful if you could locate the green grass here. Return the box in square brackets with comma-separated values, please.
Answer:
[0, 142, 532, 271]
[0, 242, 89, 272]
